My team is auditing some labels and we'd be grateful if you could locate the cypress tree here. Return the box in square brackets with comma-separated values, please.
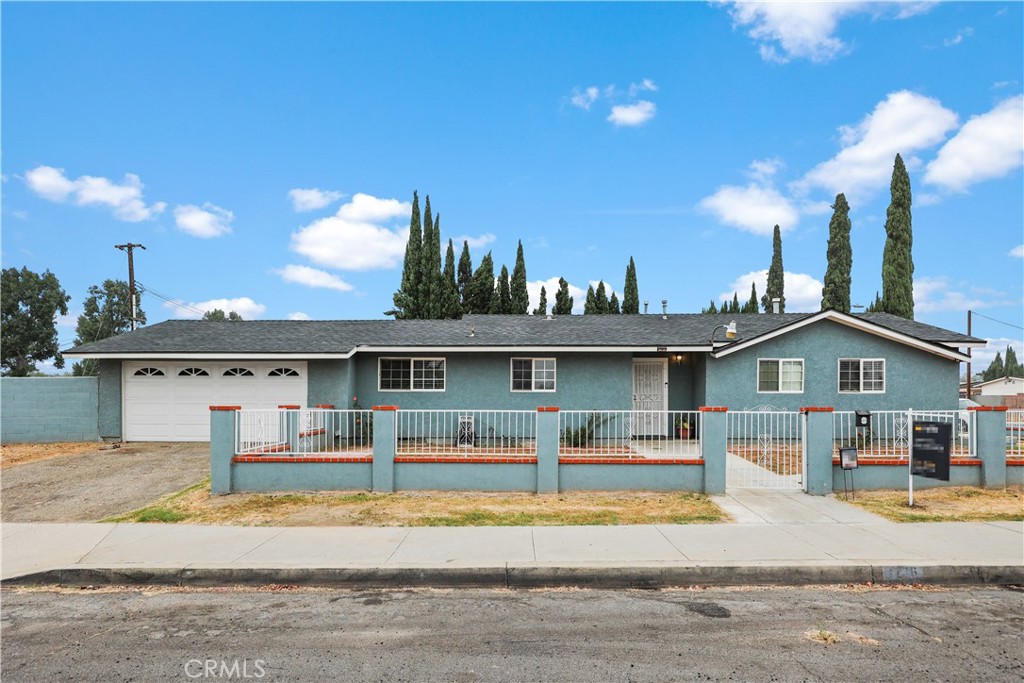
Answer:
[821, 193, 853, 313]
[584, 285, 597, 314]
[457, 241, 473, 313]
[391, 191, 422, 319]
[441, 239, 461, 319]
[497, 265, 511, 313]
[983, 352, 1004, 382]
[622, 257, 639, 314]
[467, 252, 495, 314]
[609, 292, 620, 314]
[761, 225, 785, 313]
[744, 282, 759, 314]
[510, 240, 529, 314]
[703, 300, 718, 314]
[881, 153, 915, 319]
[595, 281, 609, 314]
[1004, 345, 1021, 377]
[419, 196, 435, 318]
[553, 277, 573, 315]
[731, 293, 741, 314]
[864, 291, 883, 313]
[426, 212, 444, 318]
[533, 286, 548, 316]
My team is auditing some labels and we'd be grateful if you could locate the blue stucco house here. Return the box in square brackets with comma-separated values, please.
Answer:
[65, 311, 981, 442]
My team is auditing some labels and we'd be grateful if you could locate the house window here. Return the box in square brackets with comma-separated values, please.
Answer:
[178, 367, 209, 377]
[511, 358, 556, 392]
[757, 359, 803, 393]
[133, 367, 164, 377]
[268, 368, 300, 377]
[379, 358, 445, 391]
[223, 368, 255, 377]
[839, 359, 885, 393]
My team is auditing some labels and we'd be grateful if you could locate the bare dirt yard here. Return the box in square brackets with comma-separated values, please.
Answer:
[1, 442, 209, 522]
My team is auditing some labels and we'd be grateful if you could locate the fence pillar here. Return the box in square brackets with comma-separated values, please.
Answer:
[209, 406, 239, 494]
[536, 407, 560, 493]
[372, 406, 397, 493]
[971, 406, 1007, 489]
[801, 407, 834, 496]
[699, 407, 727, 494]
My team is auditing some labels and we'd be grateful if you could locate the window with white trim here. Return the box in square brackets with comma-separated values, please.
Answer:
[511, 358, 556, 392]
[178, 367, 210, 377]
[757, 359, 803, 393]
[223, 368, 255, 377]
[839, 358, 885, 393]
[133, 367, 165, 377]
[268, 368, 300, 377]
[378, 358, 445, 391]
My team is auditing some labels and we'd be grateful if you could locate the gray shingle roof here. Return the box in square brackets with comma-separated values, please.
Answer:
[65, 312, 981, 356]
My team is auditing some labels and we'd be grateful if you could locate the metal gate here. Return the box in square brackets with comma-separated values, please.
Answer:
[726, 410, 805, 489]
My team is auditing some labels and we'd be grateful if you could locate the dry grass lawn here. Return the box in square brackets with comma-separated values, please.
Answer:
[848, 486, 1023, 522]
[0, 442, 103, 469]
[104, 479, 727, 526]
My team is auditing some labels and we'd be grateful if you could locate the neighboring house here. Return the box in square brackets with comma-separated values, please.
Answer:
[960, 375, 1024, 409]
[63, 311, 982, 442]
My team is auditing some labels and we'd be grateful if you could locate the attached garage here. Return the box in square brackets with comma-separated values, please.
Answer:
[122, 361, 308, 441]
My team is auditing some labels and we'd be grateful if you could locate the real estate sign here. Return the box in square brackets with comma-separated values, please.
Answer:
[911, 421, 951, 481]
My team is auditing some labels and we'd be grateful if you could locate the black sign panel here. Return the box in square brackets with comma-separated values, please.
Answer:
[911, 421, 951, 481]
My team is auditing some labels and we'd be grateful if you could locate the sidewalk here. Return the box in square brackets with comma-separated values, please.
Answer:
[3, 491, 1022, 588]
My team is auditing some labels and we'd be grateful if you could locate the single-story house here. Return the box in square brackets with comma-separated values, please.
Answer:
[960, 375, 1023, 397]
[64, 311, 983, 442]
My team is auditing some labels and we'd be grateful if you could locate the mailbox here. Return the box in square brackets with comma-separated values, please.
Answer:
[855, 410, 871, 428]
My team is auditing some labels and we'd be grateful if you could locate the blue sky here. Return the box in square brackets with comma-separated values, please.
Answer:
[2, 2, 1022, 370]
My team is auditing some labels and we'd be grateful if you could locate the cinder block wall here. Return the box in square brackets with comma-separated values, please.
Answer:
[1, 377, 100, 443]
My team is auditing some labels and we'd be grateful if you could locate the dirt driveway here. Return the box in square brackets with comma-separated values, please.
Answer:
[1, 442, 208, 522]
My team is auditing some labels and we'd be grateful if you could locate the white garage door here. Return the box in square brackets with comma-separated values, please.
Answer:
[122, 361, 308, 441]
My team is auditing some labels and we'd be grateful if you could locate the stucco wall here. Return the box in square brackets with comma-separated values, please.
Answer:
[706, 320, 960, 411]
[307, 359, 352, 408]
[0, 377, 100, 443]
[97, 360, 122, 439]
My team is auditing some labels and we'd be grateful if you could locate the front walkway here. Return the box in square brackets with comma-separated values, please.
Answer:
[713, 489, 888, 524]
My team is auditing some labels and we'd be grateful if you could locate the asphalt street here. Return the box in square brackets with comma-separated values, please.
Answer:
[2, 586, 1021, 682]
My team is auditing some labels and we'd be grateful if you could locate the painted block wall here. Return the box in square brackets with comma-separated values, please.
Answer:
[1, 377, 100, 443]
[98, 360, 122, 439]
[707, 320, 959, 411]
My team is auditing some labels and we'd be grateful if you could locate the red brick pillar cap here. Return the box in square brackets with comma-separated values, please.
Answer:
[968, 405, 1009, 411]
[278, 404, 301, 410]
[800, 406, 835, 413]
[372, 405, 399, 411]
[209, 405, 241, 411]
[536, 406, 560, 412]
[314, 404, 335, 409]
[699, 406, 728, 412]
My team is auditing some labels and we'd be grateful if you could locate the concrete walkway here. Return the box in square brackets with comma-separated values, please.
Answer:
[3, 498, 1021, 587]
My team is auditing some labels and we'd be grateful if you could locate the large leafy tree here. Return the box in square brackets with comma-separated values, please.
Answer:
[881, 153, 915, 319]
[72, 279, 144, 376]
[202, 309, 243, 321]
[820, 193, 852, 313]
[391, 191, 422, 319]
[510, 241, 529, 314]
[466, 252, 495, 314]
[552, 277, 573, 315]
[1, 267, 70, 376]
[622, 257, 639, 314]
[761, 225, 785, 313]
[533, 286, 548, 316]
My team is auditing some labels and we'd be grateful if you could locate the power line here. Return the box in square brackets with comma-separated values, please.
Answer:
[135, 282, 208, 318]
[971, 311, 1024, 332]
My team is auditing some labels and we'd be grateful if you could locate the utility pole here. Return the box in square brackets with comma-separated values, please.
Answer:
[966, 309, 973, 399]
[115, 243, 146, 331]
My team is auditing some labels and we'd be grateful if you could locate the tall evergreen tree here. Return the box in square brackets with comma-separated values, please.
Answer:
[457, 240, 473, 313]
[609, 292, 620, 314]
[731, 293, 741, 314]
[864, 291, 884, 313]
[761, 225, 785, 313]
[983, 352, 1005, 382]
[553, 277, 573, 315]
[425, 212, 445, 318]
[533, 286, 548, 316]
[583, 285, 597, 314]
[466, 252, 495, 314]
[743, 282, 759, 314]
[881, 153, 915, 319]
[441, 239, 462, 319]
[820, 193, 853, 313]
[622, 257, 640, 314]
[1004, 345, 1021, 377]
[510, 240, 529, 314]
[391, 191, 422, 318]
[418, 196, 434, 317]
[702, 300, 718, 314]
[595, 281, 609, 314]
[497, 265, 512, 313]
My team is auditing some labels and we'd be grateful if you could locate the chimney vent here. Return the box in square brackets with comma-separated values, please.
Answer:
[661, 299, 668, 319]
[772, 297, 781, 314]
[643, 300, 649, 315]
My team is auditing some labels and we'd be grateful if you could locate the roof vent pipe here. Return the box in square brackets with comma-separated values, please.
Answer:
[661, 299, 668, 319]
[772, 298, 781, 314]
[643, 300, 649, 315]
[546, 313, 553, 321]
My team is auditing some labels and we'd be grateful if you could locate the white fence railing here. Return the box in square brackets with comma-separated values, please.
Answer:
[726, 410, 804, 489]
[235, 409, 373, 456]
[558, 411, 702, 458]
[832, 409, 974, 460]
[1007, 410, 1023, 456]
[396, 410, 537, 457]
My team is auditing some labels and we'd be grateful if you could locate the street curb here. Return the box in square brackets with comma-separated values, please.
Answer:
[5, 564, 1023, 588]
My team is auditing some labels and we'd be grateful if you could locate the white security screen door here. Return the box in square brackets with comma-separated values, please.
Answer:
[632, 359, 668, 436]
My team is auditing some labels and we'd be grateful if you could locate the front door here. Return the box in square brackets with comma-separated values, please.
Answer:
[632, 359, 668, 436]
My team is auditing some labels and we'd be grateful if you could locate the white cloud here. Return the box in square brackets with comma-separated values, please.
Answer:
[290, 192, 411, 270]
[527, 277, 587, 315]
[288, 188, 346, 212]
[452, 233, 497, 250]
[747, 157, 784, 182]
[628, 78, 658, 97]
[913, 276, 1017, 314]
[720, 270, 824, 312]
[970, 337, 1024, 371]
[274, 264, 353, 292]
[287, 311, 311, 321]
[607, 100, 656, 127]
[1010, 245, 1024, 258]
[795, 91, 959, 201]
[943, 27, 973, 47]
[163, 296, 267, 320]
[24, 165, 166, 222]
[174, 203, 234, 238]
[698, 183, 799, 235]
[569, 86, 599, 110]
[924, 95, 1024, 193]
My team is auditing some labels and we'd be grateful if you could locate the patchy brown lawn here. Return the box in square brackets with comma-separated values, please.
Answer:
[104, 480, 728, 527]
[848, 486, 1023, 522]
[0, 442, 103, 469]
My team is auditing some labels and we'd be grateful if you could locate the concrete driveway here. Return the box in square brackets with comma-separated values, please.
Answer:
[1, 442, 208, 522]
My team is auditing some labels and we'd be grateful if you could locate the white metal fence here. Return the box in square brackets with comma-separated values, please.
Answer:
[558, 410, 702, 458]
[726, 410, 804, 489]
[1007, 409, 1023, 457]
[832, 409, 974, 460]
[395, 410, 537, 457]
[235, 409, 373, 456]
